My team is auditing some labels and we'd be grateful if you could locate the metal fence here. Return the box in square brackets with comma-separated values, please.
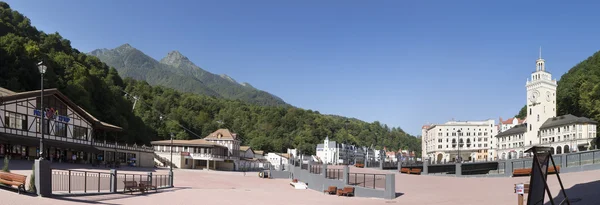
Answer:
[325, 168, 343, 181]
[51, 170, 112, 193]
[347, 173, 386, 190]
[51, 169, 171, 194]
[116, 173, 170, 192]
[309, 164, 322, 174]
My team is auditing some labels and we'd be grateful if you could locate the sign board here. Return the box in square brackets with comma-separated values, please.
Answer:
[181, 152, 190, 156]
[515, 183, 525, 194]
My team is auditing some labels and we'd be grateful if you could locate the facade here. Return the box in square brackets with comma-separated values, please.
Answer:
[266, 152, 289, 170]
[315, 136, 374, 165]
[0, 87, 154, 167]
[499, 117, 525, 133]
[151, 129, 251, 171]
[421, 119, 497, 163]
[493, 52, 598, 160]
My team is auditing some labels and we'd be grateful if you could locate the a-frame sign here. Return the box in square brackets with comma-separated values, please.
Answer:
[525, 146, 570, 205]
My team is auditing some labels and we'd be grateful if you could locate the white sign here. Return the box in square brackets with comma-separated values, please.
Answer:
[515, 183, 525, 194]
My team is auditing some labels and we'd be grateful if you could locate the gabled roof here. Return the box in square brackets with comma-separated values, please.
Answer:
[495, 123, 527, 138]
[254, 150, 264, 155]
[540, 114, 597, 130]
[0, 88, 122, 132]
[240, 146, 254, 155]
[204, 129, 238, 141]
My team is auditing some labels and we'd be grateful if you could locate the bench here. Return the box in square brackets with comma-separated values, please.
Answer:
[123, 181, 146, 194]
[138, 180, 158, 192]
[339, 186, 354, 197]
[410, 168, 422, 175]
[323, 186, 336, 195]
[0, 171, 27, 194]
[512, 168, 532, 177]
[354, 163, 364, 168]
[512, 166, 560, 177]
[400, 168, 410, 174]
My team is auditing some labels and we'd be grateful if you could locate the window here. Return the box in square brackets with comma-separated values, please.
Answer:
[530, 108, 532, 115]
[73, 126, 88, 140]
[54, 122, 67, 137]
[530, 124, 532, 131]
[537, 115, 539, 122]
[4, 112, 27, 130]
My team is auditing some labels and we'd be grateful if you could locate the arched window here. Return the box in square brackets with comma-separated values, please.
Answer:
[530, 108, 532, 115]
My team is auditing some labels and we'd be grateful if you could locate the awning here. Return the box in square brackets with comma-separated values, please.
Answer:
[0, 133, 103, 154]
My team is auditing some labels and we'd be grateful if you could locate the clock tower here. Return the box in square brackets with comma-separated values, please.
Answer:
[525, 47, 557, 147]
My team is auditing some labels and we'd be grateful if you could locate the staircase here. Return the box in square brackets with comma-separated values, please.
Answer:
[153, 153, 177, 168]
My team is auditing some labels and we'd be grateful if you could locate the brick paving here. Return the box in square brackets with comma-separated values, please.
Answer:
[0, 160, 599, 205]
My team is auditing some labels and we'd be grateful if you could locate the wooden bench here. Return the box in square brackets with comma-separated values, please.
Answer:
[323, 186, 336, 195]
[339, 186, 355, 197]
[0, 171, 27, 194]
[410, 168, 422, 175]
[354, 163, 364, 168]
[123, 181, 146, 194]
[548, 166, 560, 174]
[512, 168, 532, 177]
[400, 168, 410, 174]
[138, 180, 158, 192]
[513, 166, 560, 177]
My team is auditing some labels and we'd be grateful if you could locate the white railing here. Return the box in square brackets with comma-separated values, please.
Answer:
[93, 141, 154, 152]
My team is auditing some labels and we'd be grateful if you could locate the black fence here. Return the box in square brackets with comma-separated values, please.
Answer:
[347, 173, 386, 190]
[325, 168, 343, 181]
[300, 163, 308, 170]
[309, 164, 322, 174]
[51, 170, 112, 193]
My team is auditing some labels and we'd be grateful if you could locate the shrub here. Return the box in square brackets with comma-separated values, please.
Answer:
[2, 156, 9, 172]
[28, 164, 36, 193]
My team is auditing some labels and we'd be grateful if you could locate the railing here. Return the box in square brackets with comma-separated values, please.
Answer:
[325, 168, 343, 181]
[347, 173, 386, 190]
[51, 169, 171, 194]
[93, 141, 154, 152]
[190, 153, 227, 159]
[309, 164, 322, 174]
[300, 163, 308, 170]
[52, 169, 111, 193]
[116, 173, 170, 192]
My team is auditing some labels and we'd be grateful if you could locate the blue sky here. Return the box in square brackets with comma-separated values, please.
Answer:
[6, 0, 600, 136]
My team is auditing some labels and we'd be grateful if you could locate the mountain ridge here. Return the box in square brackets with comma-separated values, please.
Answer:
[89, 44, 288, 106]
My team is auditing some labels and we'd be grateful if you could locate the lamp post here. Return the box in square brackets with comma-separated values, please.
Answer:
[344, 119, 349, 165]
[456, 130, 462, 163]
[170, 132, 174, 187]
[37, 61, 47, 160]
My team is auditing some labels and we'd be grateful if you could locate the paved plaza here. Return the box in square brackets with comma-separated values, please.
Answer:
[0, 160, 599, 204]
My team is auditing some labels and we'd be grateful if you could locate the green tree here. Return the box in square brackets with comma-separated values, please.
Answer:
[515, 105, 527, 119]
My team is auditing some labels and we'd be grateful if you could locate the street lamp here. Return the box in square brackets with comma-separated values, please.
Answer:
[170, 132, 174, 187]
[37, 61, 47, 160]
[344, 119, 349, 165]
[456, 130, 462, 163]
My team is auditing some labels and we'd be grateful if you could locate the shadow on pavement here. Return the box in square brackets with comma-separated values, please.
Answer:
[544, 180, 600, 205]
[51, 187, 190, 204]
[0, 184, 37, 196]
[395, 192, 404, 198]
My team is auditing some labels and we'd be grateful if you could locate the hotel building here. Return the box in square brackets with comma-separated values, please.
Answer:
[0, 87, 154, 167]
[493, 53, 597, 159]
[421, 119, 497, 163]
[151, 129, 268, 171]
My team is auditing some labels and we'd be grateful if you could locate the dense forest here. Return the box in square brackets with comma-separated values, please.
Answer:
[0, 2, 420, 156]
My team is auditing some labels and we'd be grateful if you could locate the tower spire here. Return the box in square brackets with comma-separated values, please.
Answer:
[539, 46, 542, 59]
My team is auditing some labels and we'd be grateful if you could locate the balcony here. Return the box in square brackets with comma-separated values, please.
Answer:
[93, 141, 154, 153]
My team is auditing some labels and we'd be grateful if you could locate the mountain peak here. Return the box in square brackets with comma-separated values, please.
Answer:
[220, 74, 238, 83]
[161, 50, 191, 66]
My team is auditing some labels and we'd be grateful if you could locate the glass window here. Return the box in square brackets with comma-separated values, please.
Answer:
[4, 112, 27, 130]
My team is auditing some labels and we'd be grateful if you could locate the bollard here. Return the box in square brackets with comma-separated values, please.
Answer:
[110, 169, 118, 193]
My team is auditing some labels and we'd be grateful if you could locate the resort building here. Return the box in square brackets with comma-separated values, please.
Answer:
[266, 152, 289, 170]
[498, 117, 525, 133]
[493, 51, 597, 159]
[421, 119, 497, 163]
[151, 129, 261, 171]
[315, 136, 376, 165]
[0, 87, 154, 167]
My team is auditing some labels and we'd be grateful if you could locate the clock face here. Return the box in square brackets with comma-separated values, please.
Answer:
[546, 91, 551, 102]
[529, 90, 540, 103]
